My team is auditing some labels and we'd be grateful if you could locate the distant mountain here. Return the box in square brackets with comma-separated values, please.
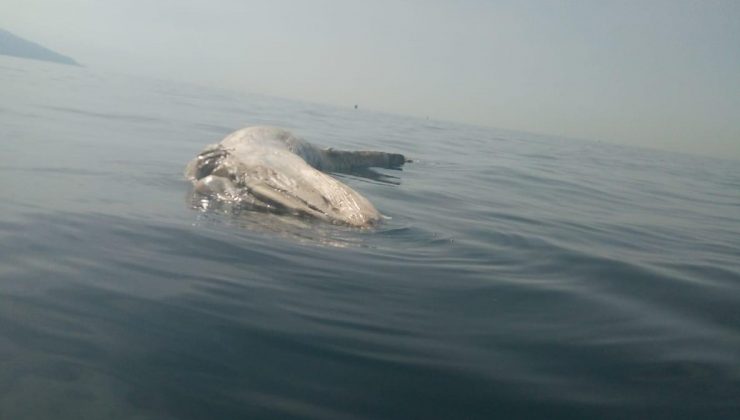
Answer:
[0, 28, 80, 66]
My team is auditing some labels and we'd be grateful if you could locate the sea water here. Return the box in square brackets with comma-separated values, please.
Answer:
[1, 56, 739, 419]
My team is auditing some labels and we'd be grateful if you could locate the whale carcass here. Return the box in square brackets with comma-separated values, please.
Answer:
[185, 126, 406, 227]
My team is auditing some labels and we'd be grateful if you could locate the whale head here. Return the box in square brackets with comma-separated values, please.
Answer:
[185, 132, 383, 227]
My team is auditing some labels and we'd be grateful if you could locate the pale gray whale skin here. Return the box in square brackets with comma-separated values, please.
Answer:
[185, 126, 406, 227]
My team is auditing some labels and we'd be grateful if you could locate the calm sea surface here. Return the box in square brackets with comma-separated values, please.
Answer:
[1, 57, 739, 419]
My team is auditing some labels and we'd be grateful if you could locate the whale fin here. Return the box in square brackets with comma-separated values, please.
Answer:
[323, 149, 407, 172]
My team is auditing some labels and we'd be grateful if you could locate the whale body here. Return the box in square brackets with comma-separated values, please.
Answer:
[185, 126, 406, 227]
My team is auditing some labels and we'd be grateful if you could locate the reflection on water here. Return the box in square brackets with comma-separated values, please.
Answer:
[188, 194, 363, 248]
[1, 57, 740, 419]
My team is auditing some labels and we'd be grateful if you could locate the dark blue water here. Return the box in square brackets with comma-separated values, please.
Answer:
[2, 56, 740, 419]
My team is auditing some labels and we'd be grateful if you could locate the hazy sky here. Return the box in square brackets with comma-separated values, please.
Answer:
[2, 0, 739, 158]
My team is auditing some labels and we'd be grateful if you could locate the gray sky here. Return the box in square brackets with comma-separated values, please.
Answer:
[2, 0, 739, 158]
